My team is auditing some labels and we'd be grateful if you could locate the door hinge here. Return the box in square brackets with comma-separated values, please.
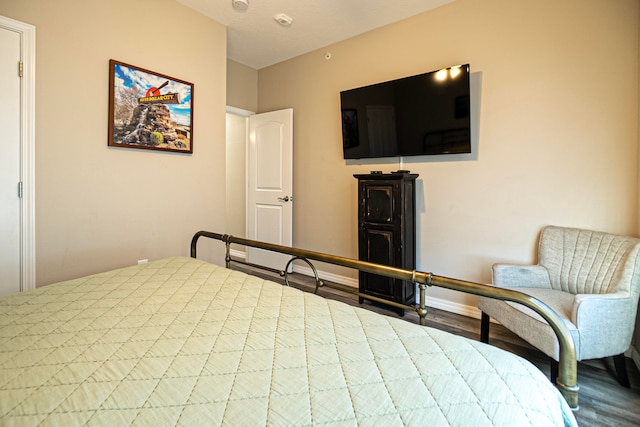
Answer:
[18, 182, 23, 199]
[19, 61, 23, 78]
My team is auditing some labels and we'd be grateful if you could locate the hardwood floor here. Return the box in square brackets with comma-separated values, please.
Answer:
[232, 264, 640, 427]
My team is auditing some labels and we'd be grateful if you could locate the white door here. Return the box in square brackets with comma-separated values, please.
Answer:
[246, 108, 293, 270]
[0, 25, 22, 296]
[0, 16, 35, 296]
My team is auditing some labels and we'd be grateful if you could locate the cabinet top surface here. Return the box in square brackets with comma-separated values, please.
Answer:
[354, 172, 419, 180]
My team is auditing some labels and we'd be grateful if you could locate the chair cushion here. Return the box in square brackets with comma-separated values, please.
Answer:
[478, 288, 579, 360]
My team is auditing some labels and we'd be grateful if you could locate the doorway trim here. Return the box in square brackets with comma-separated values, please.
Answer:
[225, 106, 253, 260]
[226, 105, 253, 117]
[1, 15, 36, 291]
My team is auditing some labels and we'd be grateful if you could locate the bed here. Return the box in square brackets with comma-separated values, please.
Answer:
[0, 232, 578, 426]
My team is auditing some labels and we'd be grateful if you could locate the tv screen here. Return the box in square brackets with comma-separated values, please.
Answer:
[341, 64, 471, 159]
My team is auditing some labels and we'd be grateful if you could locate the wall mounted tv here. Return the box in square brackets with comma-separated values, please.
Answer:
[341, 64, 471, 159]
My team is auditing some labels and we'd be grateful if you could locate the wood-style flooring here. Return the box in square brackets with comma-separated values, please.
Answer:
[231, 263, 640, 427]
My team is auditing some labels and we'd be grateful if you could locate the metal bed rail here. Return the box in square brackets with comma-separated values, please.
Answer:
[190, 230, 579, 410]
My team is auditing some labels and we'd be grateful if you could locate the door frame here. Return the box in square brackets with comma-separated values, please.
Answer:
[225, 105, 253, 260]
[0, 15, 36, 291]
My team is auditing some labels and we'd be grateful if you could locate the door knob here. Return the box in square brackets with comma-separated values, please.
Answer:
[277, 196, 292, 202]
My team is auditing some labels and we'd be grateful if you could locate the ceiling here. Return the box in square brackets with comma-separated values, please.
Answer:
[176, 0, 454, 69]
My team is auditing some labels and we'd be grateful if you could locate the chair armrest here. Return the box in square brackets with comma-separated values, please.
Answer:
[572, 292, 634, 328]
[492, 264, 552, 289]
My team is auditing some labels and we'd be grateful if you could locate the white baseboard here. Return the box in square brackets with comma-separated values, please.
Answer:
[229, 248, 246, 260]
[427, 295, 484, 319]
[292, 264, 483, 320]
[293, 264, 358, 288]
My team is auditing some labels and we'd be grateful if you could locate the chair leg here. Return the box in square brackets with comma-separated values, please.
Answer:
[613, 353, 631, 388]
[550, 359, 559, 383]
[480, 312, 490, 343]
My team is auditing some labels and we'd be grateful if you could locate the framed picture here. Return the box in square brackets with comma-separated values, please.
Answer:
[108, 60, 194, 153]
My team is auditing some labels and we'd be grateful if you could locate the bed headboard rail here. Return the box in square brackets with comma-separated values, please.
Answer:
[190, 230, 579, 410]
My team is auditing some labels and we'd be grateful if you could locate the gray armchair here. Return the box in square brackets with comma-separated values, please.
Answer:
[478, 225, 640, 386]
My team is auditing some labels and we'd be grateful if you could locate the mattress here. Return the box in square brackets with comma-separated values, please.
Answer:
[0, 257, 577, 426]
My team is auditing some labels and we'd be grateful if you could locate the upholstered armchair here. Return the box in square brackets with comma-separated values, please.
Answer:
[478, 225, 640, 386]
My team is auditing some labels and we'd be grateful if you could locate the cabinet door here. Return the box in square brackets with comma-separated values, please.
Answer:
[359, 228, 396, 298]
[363, 183, 394, 224]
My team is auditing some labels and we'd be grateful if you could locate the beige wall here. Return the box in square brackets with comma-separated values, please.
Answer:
[0, 0, 228, 286]
[258, 0, 640, 309]
[227, 59, 258, 112]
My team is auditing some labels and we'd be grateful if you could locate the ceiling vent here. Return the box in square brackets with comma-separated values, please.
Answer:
[274, 13, 293, 27]
[232, 0, 249, 11]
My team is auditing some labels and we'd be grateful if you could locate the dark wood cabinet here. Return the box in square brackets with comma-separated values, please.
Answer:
[354, 172, 418, 313]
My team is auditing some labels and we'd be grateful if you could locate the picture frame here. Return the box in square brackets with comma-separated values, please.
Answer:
[108, 60, 194, 153]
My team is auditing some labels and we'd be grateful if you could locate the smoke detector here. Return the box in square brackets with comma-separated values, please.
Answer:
[274, 13, 293, 27]
[232, 0, 249, 11]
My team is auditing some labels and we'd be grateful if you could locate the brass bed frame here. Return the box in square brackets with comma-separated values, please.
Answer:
[190, 230, 579, 410]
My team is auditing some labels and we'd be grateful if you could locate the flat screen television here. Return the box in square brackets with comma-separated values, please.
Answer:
[341, 64, 471, 159]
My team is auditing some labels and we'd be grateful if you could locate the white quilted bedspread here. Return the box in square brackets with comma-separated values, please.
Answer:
[0, 257, 577, 426]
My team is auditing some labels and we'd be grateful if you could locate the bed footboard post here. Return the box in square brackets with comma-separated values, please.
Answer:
[557, 355, 580, 410]
[416, 271, 431, 326]
[190, 231, 226, 258]
[225, 240, 232, 268]
[190, 231, 202, 258]
[224, 234, 232, 268]
[417, 283, 428, 326]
